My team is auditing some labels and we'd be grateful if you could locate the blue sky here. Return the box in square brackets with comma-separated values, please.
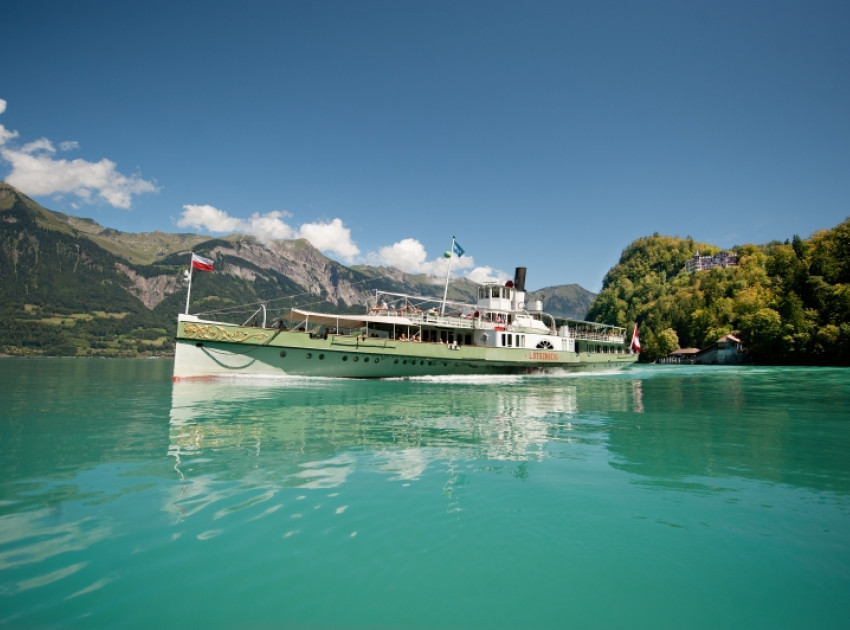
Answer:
[2, 0, 848, 291]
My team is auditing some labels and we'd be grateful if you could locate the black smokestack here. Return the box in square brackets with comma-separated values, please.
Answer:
[514, 267, 527, 292]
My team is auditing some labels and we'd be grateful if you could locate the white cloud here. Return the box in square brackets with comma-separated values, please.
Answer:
[178, 204, 247, 233]
[0, 99, 158, 209]
[246, 210, 295, 241]
[21, 138, 54, 154]
[298, 218, 360, 262]
[177, 205, 360, 263]
[467, 266, 511, 284]
[375, 238, 429, 272]
[369, 237, 487, 280]
[0, 99, 20, 145]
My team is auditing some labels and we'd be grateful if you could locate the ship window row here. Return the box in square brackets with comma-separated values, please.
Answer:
[402, 330, 473, 345]
[479, 286, 513, 300]
[280, 350, 475, 369]
[500, 333, 525, 347]
[579, 344, 627, 354]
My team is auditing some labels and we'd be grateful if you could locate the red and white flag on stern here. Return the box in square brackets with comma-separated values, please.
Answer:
[631, 323, 641, 353]
[191, 253, 214, 272]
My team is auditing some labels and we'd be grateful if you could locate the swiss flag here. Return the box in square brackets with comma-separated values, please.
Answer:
[631, 323, 641, 353]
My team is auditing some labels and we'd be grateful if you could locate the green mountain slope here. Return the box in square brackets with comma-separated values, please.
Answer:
[0, 182, 596, 356]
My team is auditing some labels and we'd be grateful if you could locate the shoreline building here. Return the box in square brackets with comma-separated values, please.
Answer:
[693, 333, 745, 365]
[685, 250, 738, 272]
[657, 334, 746, 365]
[656, 348, 701, 364]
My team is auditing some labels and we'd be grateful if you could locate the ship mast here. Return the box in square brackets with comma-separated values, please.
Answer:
[441, 236, 457, 315]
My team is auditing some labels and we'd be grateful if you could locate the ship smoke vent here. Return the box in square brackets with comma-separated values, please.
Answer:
[514, 267, 527, 292]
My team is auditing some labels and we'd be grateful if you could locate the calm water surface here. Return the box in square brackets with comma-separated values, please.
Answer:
[1, 359, 849, 629]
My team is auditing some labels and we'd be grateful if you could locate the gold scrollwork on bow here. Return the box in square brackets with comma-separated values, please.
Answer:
[183, 323, 270, 343]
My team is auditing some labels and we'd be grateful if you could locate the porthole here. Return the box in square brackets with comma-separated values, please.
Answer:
[306, 352, 312, 359]
[353, 356, 359, 362]
[394, 359, 399, 364]
[342, 356, 348, 361]
[280, 350, 287, 357]
[318, 354, 325, 360]
[402, 360, 408, 365]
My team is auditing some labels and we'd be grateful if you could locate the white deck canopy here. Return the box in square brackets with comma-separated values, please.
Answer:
[287, 308, 416, 330]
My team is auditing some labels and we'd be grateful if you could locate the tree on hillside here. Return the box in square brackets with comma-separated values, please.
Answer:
[656, 328, 680, 356]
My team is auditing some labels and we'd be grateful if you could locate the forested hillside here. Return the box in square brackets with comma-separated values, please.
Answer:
[587, 219, 850, 364]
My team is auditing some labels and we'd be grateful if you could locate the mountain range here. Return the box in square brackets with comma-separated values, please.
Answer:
[0, 182, 596, 356]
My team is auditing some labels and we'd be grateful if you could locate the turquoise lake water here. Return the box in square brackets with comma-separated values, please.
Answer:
[1, 359, 849, 629]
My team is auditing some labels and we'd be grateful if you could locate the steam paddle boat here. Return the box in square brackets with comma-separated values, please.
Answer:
[173, 266, 637, 379]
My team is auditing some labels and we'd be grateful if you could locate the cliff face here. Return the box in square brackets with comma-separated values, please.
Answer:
[115, 263, 183, 309]
[203, 239, 367, 306]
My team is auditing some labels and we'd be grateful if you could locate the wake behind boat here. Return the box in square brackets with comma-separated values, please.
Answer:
[173, 264, 638, 380]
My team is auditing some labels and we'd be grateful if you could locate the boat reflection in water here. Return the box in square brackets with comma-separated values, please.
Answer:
[167, 373, 644, 497]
